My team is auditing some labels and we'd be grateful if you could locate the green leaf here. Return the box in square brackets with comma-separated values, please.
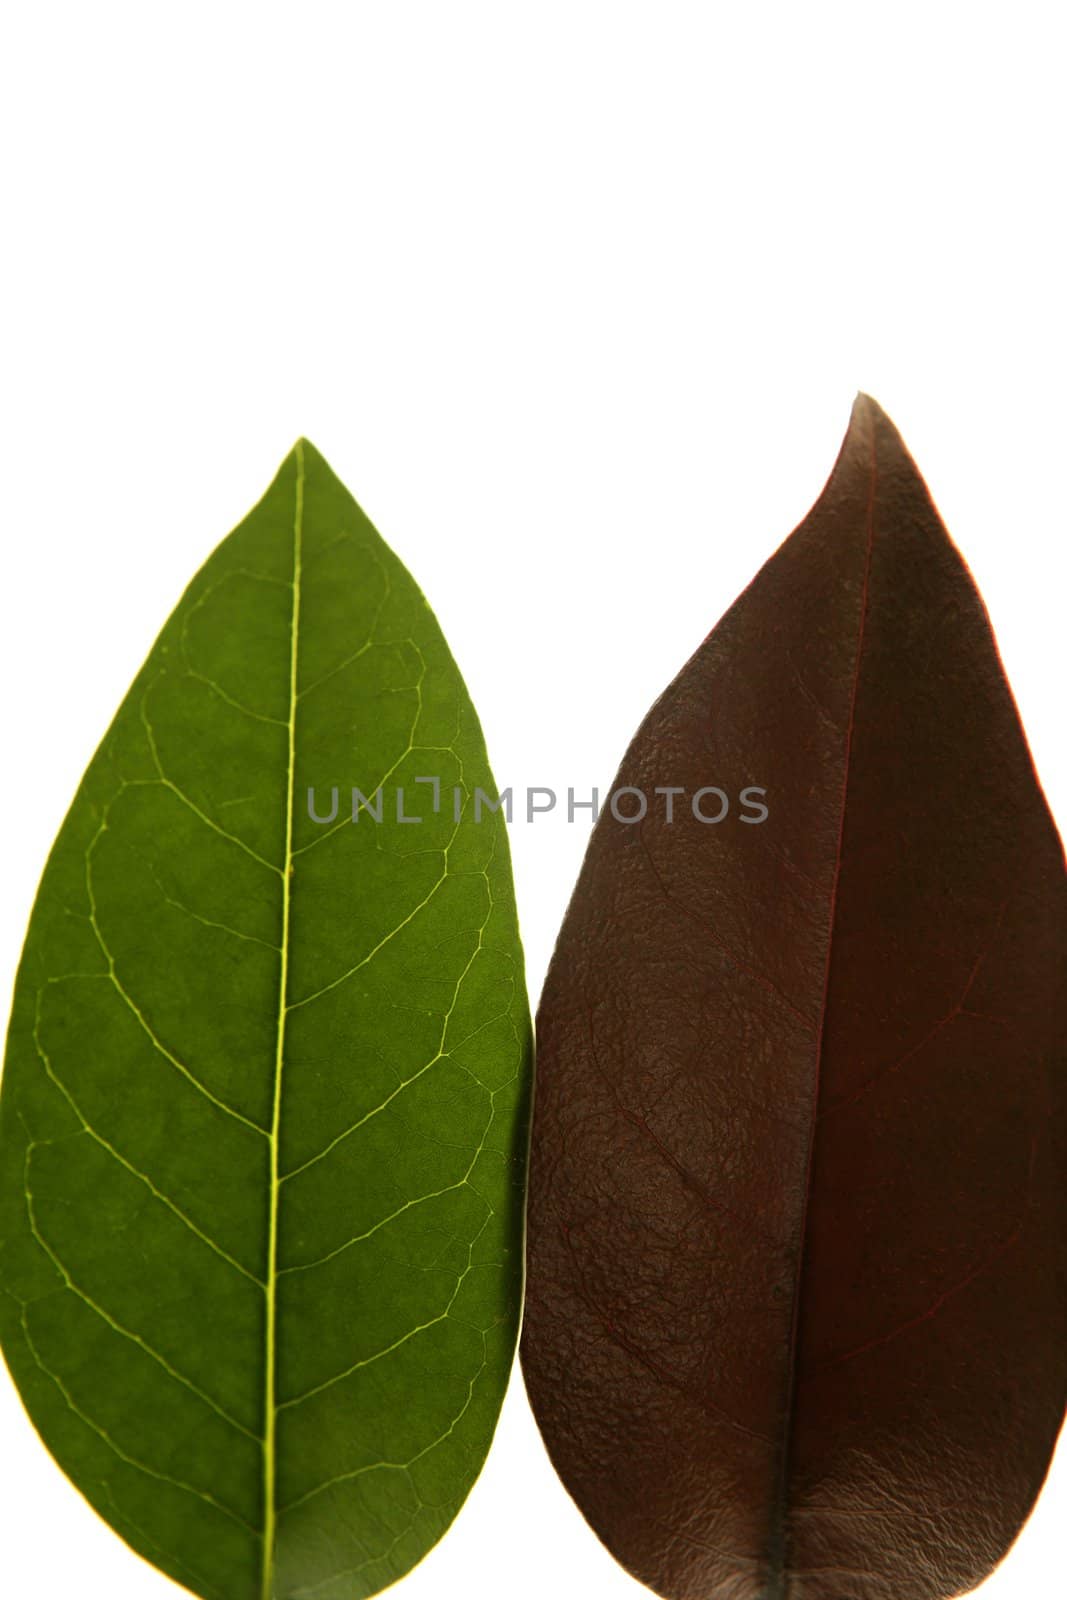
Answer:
[0, 441, 532, 1600]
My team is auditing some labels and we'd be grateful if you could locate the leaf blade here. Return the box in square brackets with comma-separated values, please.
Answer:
[0, 441, 531, 1600]
[521, 396, 1066, 1600]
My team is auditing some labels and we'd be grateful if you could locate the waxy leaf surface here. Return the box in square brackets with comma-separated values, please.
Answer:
[522, 397, 1066, 1600]
[0, 442, 531, 1600]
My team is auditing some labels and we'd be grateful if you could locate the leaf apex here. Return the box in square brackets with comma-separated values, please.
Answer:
[846, 389, 884, 438]
[847, 391, 910, 457]
[839, 391, 916, 486]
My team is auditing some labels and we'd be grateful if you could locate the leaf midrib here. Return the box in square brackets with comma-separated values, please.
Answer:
[263, 440, 305, 1600]
[766, 427, 878, 1600]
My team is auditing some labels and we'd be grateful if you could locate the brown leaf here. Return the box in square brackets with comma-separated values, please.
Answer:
[520, 396, 1067, 1600]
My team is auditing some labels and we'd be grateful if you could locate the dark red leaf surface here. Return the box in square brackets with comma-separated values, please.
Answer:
[521, 397, 1066, 1600]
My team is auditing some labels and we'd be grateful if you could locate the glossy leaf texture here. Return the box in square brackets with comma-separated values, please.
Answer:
[521, 396, 1066, 1600]
[0, 441, 531, 1600]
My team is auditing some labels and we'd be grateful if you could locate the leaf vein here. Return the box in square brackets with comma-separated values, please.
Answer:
[277, 1213, 493, 1411]
[83, 832, 270, 1136]
[23, 1143, 259, 1441]
[32, 988, 266, 1285]
[14, 1302, 259, 1534]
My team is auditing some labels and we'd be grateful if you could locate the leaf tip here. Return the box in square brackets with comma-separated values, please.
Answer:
[837, 391, 917, 490]
[846, 389, 885, 440]
[847, 391, 911, 459]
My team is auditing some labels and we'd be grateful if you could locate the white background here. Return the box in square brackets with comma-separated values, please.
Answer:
[1, 4, 1065, 1596]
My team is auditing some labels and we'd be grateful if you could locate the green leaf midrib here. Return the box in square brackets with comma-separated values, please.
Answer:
[263, 438, 305, 1599]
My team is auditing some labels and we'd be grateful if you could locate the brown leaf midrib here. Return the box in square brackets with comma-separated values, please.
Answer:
[763, 399, 879, 1600]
